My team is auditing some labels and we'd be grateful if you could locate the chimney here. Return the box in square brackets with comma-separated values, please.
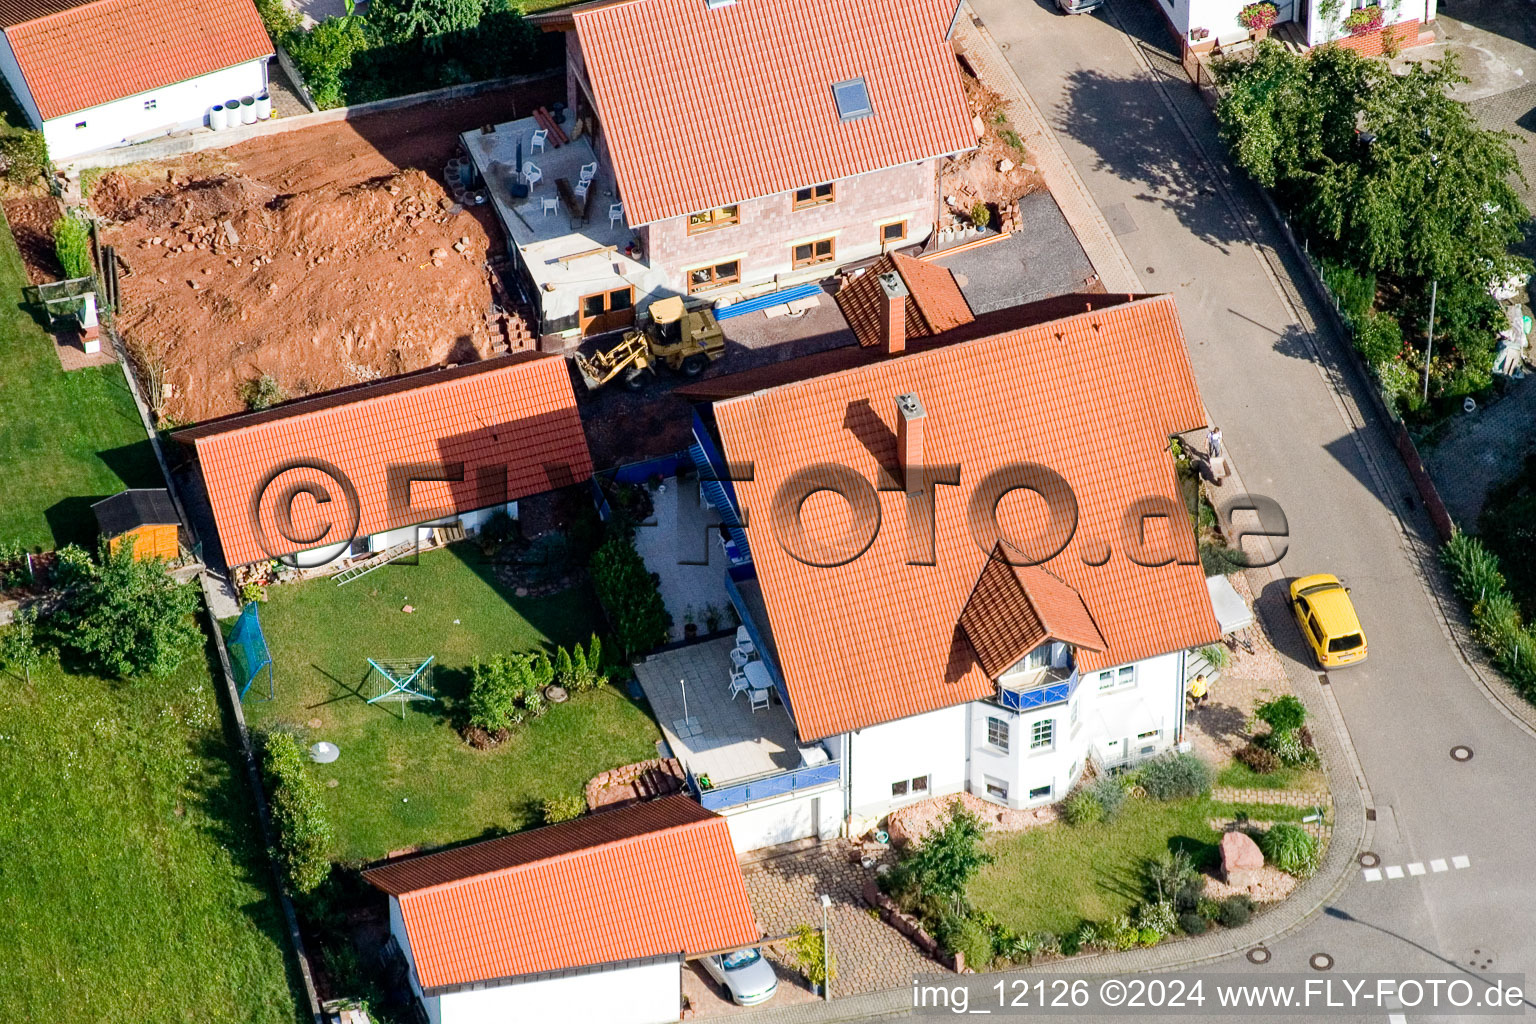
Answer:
[896, 392, 925, 492]
[877, 271, 908, 354]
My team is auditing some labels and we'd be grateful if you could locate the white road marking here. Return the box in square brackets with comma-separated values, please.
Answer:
[1452, 855, 1471, 869]
[1388, 1015, 1407, 1024]
[1363, 868, 1383, 881]
[1385, 865, 1405, 879]
[1430, 859, 1448, 872]
[1407, 862, 1426, 876]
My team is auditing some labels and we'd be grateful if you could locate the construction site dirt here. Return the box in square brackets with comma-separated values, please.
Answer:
[90, 82, 558, 425]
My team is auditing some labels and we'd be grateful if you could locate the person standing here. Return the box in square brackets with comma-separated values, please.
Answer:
[1207, 425, 1225, 481]
[1188, 674, 1209, 710]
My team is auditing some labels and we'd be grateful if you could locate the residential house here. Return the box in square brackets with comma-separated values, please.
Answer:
[0, 0, 272, 160]
[669, 284, 1224, 844]
[172, 353, 593, 571]
[363, 797, 760, 1024]
[1160, 0, 1435, 54]
[467, 0, 975, 347]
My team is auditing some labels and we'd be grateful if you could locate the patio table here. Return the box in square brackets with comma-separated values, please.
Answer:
[743, 660, 772, 693]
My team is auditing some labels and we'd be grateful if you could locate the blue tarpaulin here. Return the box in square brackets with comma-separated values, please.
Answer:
[713, 284, 824, 321]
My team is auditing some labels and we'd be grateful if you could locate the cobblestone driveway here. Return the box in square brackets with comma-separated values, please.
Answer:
[741, 840, 941, 997]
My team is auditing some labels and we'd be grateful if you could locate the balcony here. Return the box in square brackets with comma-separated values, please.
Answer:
[994, 664, 1079, 713]
[694, 760, 841, 812]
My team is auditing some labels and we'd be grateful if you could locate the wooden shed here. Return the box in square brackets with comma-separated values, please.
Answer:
[92, 489, 181, 561]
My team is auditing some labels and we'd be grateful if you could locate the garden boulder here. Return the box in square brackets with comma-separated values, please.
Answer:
[1220, 831, 1264, 888]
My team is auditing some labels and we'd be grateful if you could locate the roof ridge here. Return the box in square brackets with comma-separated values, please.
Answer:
[395, 813, 721, 900]
[7, 0, 116, 30]
[181, 355, 548, 443]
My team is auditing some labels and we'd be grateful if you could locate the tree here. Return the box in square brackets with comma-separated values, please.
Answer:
[0, 608, 42, 683]
[367, 0, 486, 50]
[588, 532, 671, 661]
[46, 539, 201, 678]
[1216, 46, 1529, 285]
[897, 799, 993, 916]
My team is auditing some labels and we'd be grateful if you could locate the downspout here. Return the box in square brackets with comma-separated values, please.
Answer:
[1175, 649, 1187, 745]
[842, 731, 853, 839]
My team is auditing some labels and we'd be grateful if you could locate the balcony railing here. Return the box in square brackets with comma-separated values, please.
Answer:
[995, 665, 1079, 713]
[695, 760, 840, 812]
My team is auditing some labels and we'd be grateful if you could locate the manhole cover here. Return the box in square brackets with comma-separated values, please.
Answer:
[1246, 947, 1272, 965]
[1310, 953, 1334, 971]
[1451, 745, 1474, 762]
[1358, 852, 1381, 868]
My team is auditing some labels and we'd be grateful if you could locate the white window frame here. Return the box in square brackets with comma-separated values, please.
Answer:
[1028, 784, 1053, 801]
[984, 775, 1009, 801]
[1097, 664, 1138, 691]
[987, 716, 1010, 753]
[1030, 718, 1055, 751]
[891, 774, 930, 800]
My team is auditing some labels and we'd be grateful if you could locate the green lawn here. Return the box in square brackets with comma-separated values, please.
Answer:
[241, 544, 662, 861]
[0, 210, 160, 551]
[0, 642, 302, 1022]
[970, 794, 1318, 936]
[1217, 761, 1328, 792]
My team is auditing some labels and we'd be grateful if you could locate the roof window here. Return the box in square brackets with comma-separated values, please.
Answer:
[832, 77, 873, 122]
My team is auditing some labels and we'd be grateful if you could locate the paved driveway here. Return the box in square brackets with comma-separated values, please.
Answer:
[965, 0, 1536, 1002]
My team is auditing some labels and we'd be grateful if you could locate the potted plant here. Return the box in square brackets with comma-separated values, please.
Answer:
[788, 924, 836, 995]
[703, 603, 722, 633]
[683, 606, 697, 640]
[1238, 1, 1278, 40]
[1343, 4, 1383, 35]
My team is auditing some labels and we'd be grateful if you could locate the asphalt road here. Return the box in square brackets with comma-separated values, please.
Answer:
[964, 0, 1536, 1018]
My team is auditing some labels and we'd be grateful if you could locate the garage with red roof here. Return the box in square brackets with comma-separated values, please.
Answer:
[0, 0, 272, 160]
[365, 797, 761, 1022]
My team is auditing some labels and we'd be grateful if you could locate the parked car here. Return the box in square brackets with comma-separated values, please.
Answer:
[699, 947, 778, 1006]
[1057, 0, 1108, 13]
[1289, 574, 1367, 668]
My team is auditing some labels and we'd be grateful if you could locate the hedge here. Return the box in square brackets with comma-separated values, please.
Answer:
[1441, 531, 1536, 697]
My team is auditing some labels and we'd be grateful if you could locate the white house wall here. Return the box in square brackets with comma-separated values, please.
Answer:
[722, 785, 842, 853]
[845, 704, 967, 826]
[41, 58, 268, 160]
[0, 33, 41, 128]
[438, 958, 681, 1024]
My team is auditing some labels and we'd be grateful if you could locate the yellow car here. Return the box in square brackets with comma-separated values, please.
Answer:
[1289, 574, 1367, 668]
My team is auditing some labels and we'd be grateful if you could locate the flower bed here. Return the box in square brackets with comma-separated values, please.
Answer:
[1239, 2, 1278, 31]
[1344, 4, 1384, 35]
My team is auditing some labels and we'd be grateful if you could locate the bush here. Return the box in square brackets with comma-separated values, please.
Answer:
[1, 129, 49, 186]
[1375, 357, 1421, 413]
[260, 731, 334, 894]
[254, 0, 300, 35]
[465, 652, 550, 732]
[1217, 894, 1253, 928]
[1352, 310, 1404, 365]
[1259, 823, 1319, 877]
[1198, 643, 1231, 670]
[1072, 920, 1102, 953]
[896, 800, 993, 917]
[993, 927, 1039, 965]
[1196, 897, 1222, 921]
[1236, 742, 1282, 773]
[1320, 260, 1376, 325]
[1089, 775, 1127, 821]
[1103, 914, 1138, 951]
[239, 373, 285, 411]
[787, 924, 836, 988]
[1137, 752, 1214, 801]
[1268, 728, 1314, 767]
[1178, 912, 1210, 936]
[589, 532, 671, 660]
[283, 16, 369, 109]
[53, 214, 93, 281]
[1442, 531, 1507, 604]
[540, 793, 586, 823]
[970, 202, 991, 228]
[476, 509, 517, 553]
[1136, 898, 1177, 937]
[1255, 695, 1307, 734]
[1063, 787, 1103, 825]
[935, 912, 994, 970]
[44, 540, 200, 678]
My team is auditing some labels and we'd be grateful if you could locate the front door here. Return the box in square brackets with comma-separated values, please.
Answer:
[579, 285, 635, 337]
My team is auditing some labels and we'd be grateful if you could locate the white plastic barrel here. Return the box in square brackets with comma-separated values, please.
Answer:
[256, 93, 272, 120]
[209, 104, 227, 130]
[240, 96, 257, 125]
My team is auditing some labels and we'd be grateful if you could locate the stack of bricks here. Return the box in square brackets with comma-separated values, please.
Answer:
[996, 199, 1021, 234]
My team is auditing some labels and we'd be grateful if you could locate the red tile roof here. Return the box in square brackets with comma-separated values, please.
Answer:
[711, 294, 1221, 741]
[176, 355, 593, 568]
[566, 0, 975, 226]
[837, 253, 974, 348]
[363, 798, 759, 991]
[959, 548, 1106, 678]
[4, 0, 271, 121]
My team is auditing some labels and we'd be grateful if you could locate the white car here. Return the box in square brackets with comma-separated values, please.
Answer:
[698, 947, 778, 1006]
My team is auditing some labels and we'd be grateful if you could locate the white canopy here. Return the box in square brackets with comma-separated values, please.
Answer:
[1206, 574, 1254, 635]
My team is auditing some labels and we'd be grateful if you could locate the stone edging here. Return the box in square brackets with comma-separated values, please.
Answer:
[59, 69, 562, 173]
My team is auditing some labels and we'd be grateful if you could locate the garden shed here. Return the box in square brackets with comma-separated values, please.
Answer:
[91, 488, 181, 561]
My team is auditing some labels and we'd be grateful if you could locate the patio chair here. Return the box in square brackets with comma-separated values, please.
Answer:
[541, 196, 559, 217]
[730, 646, 752, 670]
[523, 161, 543, 188]
[729, 670, 751, 701]
[573, 177, 592, 202]
[736, 626, 751, 647]
[609, 202, 625, 230]
[530, 128, 548, 154]
[749, 686, 771, 713]
[580, 161, 599, 182]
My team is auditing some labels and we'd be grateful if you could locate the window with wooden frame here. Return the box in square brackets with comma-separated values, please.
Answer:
[792, 237, 835, 269]
[793, 183, 835, 210]
[687, 259, 741, 294]
[880, 219, 909, 245]
[687, 205, 739, 234]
